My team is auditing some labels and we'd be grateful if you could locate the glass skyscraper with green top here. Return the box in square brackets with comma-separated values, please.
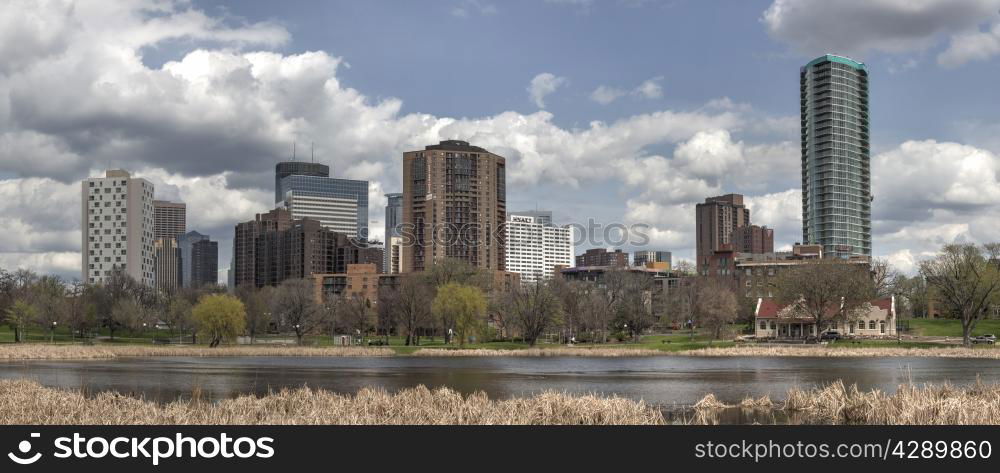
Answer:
[800, 54, 871, 258]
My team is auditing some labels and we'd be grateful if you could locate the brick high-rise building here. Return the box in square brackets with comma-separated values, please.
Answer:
[152, 200, 186, 241]
[695, 194, 749, 271]
[233, 208, 377, 288]
[401, 140, 506, 273]
[81, 170, 155, 286]
[734, 225, 774, 254]
[233, 208, 293, 288]
[575, 248, 629, 268]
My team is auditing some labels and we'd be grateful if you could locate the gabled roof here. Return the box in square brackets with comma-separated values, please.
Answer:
[755, 296, 895, 320]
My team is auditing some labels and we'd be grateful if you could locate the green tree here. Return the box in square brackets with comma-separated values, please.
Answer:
[192, 294, 247, 347]
[4, 299, 37, 342]
[920, 243, 1000, 346]
[432, 283, 487, 346]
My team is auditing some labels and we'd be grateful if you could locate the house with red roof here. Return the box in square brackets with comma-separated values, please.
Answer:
[754, 296, 897, 339]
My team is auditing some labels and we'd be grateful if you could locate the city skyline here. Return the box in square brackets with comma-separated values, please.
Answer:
[5, 0, 1000, 283]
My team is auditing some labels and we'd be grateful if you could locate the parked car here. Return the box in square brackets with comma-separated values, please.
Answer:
[819, 330, 843, 341]
[972, 335, 996, 345]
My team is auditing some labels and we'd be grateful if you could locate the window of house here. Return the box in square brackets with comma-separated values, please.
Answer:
[869, 321, 876, 330]
[759, 321, 767, 330]
[879, 322, 885, 334]
[858, 320, 865, 330]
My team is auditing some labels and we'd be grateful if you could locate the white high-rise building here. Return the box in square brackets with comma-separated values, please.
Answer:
[505, 211, 573, 284]
[82, 170, 155, 286]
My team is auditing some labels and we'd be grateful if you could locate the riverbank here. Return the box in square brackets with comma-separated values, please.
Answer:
[2, 342, 998, 360]
[2, 378, 998, 425]
[691, 380, 1000, 425]
[0, 379, 663, 425]
[0, 344, 394, 360]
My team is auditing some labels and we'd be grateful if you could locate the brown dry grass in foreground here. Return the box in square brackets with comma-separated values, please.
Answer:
[0, 344, 394, 360]
[691, 345, 1000, 359]
[0, 380, 664, 425]
[692, 380, 1000, 425]
[411, 347, 664, 357]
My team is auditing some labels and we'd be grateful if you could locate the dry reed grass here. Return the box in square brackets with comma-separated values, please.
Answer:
[0, 380, 665, 425]
[0, 344, 394, 361]
[411, 347, 665, 357]
[690, 345, 1000, 359]
[692, 380, 1000, 425]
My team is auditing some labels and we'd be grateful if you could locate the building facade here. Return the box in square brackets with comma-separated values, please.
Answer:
[153, 237, 180, 291]
[312, 263, 401, 305]
[177, 231, 215, 288]
[695, 194, 749, 271]
[575, 248, 629, 268]
[505, 211, 574, 283]
[274, 161, 329, 203]
[401, 140, 506, 273]
[734, 225, 774, 254]
[277, 174, 368, 239]
[800, 54, 872, 258]
[384, 192, 403, 273]
[189, 238, 218, 288]
[81, 170, 155, 286]
[387, 236, 403, 274]
[233, 208, 377, 288]
[755, 296, 896, 339]
[152, 200, 186, 241]
[633, 250, 672, 269]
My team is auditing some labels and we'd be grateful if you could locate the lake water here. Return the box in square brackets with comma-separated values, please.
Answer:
[2, 356, 999, 410]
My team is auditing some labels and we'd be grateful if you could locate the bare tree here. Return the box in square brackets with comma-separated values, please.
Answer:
[271, 278, 321, 344]
[774, 260, 875, 335]
[605, 270, 655, 342]
[920, 243, 1000, 346]
[871, 258, 901, 298]
[506, 282, 563, 346]
[341, 294, 375, 343]
[694, 278, 738, 340]
[237, 285, 271, 344]
[392, 274, 433, 346]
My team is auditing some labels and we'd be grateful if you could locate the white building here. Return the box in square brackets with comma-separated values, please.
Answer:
[387, 236, 403, 274]
[281, 190, 359, 237]
[505, 211, 573, 284]
[82, 170, 155, 286]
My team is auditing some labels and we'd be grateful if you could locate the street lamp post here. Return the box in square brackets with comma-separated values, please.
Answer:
[50, 321, 57, 344]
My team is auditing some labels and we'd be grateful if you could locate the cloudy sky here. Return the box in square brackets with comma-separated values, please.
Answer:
[3, 0, 1000, 282]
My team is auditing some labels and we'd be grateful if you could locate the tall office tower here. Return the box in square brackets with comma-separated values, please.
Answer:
[275, 162, 369, 239]
[81, 170, 155, 286]
[402, 140, 506, 273]
[152, 200, 186, 241]
[177, 231, 217, 288]
[384, 192, 403, 273]
[801, 54, 871, 258]
[695, 194, 749, 270]
[505, 211, 573, 283]
[734, 224, 775, 254]
[274, 161, 329, 203]
[153, 237, 180, 291]
[190, 238, 218, 287]
[633, 250, 672, 268]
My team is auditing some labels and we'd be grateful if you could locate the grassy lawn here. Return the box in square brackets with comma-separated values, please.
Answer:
[906, 318, 1000, 337]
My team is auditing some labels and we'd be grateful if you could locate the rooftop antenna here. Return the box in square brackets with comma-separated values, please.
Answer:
[292, 142, 296, 161]
[311, 142, 315, 163]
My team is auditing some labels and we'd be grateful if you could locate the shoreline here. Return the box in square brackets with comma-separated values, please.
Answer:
[2, 379, 998, 425]
[1, 343, 999, 361]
